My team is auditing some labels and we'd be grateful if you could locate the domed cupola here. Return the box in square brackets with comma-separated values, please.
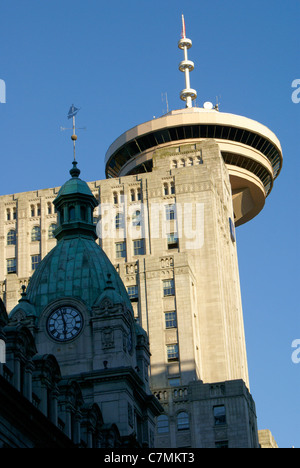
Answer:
[53, 160, 98, 242]
[9, 160, 133, 321]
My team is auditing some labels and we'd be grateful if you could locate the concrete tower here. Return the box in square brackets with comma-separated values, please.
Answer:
[99, 17, 282, 447]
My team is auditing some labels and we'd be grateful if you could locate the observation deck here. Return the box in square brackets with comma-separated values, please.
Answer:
[105, 106, 283, 226]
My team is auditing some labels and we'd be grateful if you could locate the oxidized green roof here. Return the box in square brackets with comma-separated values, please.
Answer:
[9, 160, 133, 320]
[23, 236, 132, 316]
[57, 176, 93, 198]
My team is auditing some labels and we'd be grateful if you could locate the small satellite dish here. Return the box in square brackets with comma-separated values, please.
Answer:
[203, 101, 214, 110]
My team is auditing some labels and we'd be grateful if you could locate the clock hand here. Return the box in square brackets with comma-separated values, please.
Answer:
[60, 310, 67, 337]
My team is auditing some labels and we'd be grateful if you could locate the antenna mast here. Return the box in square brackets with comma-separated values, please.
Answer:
[178, 15, 197, 108]
[61, 104, 86, 161]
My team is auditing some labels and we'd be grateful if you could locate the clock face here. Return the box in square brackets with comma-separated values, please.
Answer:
[46, 307, 83, 342]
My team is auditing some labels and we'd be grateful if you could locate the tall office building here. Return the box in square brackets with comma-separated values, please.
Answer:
[0, 19, 282, 447]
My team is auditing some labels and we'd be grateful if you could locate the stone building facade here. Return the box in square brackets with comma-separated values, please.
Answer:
[0, 140, 261, 448]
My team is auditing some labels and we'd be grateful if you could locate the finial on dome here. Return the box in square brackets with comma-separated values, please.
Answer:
[69, 160, 81, 178]
[60, 104, 86, 164]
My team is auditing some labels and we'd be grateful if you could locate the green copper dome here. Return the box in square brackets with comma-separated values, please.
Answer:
[56, 161, 94, 198]
[9, 160, 133, 320]
[23, 236, 132, 315]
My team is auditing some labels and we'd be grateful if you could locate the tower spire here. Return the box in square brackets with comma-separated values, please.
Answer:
[178, 15, 197, 108]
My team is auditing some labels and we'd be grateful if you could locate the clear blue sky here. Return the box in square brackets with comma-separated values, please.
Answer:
[0, 0, 299, 448]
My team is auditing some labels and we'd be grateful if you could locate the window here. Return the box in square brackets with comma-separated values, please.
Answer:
[130, 189, 135, 202]
[115, 241, 126, 259]
[7, 230, 16, 246]
[165, 311, 177, 329]
[127, 285, 138, 301]
[137, 188, 142, 201]
[115, 213, 124, 229]
[47, 202, 52, 215]
[165, 204, 176, 221]
[132, 210, 141, 227]
[13, 208, 17, 220]
[48, 224, 57, 239]
[80, 206, 86, 221]
[163, 183, 169, 196]
[215, 441, 229, 449]
[6, 209, 11, 221]
[157, 415, 169, 434]
[31, 254, 41, 271]
[113, 192, 118, 205]
[31, 226, 41, 242]
[163, 279, 175, 297]
[167, 344, 179, 362]
[177, 412, 189, 431]
[167, 233, 178, 250]
[170, 182, 175, 194]
[213, 405, 226, 426]
[7, 258, 16, 274]
[37, 204, 41, 217]
[133, 239, 145, 256]
[69, 206, 75, 221]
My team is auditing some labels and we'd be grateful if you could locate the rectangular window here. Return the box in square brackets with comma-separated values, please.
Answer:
[7, 258, 16, 274]
[165, 204, 176, 221]
[133, 239, 145, 256]
[215, 441, 229, 449]
[167, 233, 178, 250]
[167, 344, 179, 362]
[127, 285, 138, 301]
[115, 241, 126, 259]
[213, 405, 226, 426]
[165, 311, 177, 329]
[163, 279, 175, 297]
[31, 254, 41, 271]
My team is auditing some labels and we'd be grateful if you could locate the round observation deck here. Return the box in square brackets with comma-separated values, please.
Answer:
[105, 107, 282, 226]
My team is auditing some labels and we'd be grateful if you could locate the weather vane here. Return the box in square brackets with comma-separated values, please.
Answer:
[60, 104, 86, 161]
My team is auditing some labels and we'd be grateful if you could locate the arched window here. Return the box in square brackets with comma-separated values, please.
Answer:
[47, 202, 52, 215]
[31, 226, 41, 242]
[163, 183, 169, 196]
[177, 411, 189, 431]
[171, 160, 177, 169]
[48, 224, 57, 239]
[6, 208, 11, 221]
[7, 230, 16, 245]
[69, 206, 75, 221]
[130, 189, 135, 202]
[113, 192, 118, 205]
[157, 415, 169, 434]
[30, 205, 35, 217]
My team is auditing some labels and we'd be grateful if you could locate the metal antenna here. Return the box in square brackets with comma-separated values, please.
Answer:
[60, 104, 86, 161]
[162, 92, 169, 114]
[178, 15, 197, 108]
